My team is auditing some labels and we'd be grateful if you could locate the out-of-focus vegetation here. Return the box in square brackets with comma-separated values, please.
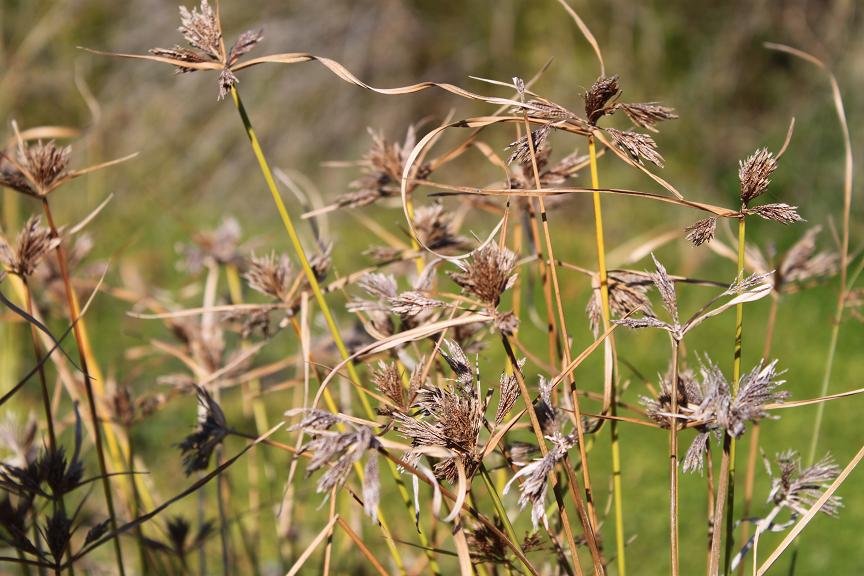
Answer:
[0, 1, 862, 574]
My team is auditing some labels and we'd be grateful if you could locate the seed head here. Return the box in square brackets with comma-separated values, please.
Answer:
[178, 1, 222, 60]
[586, 271, 655, 336]
[0, 216, 60, 278]
[507, 125, 551, 165]
[245, 251, 293, 301]
[294, 412, 381, 517]
[177, 386, 229, 475]
[604, 128, 664, 167]
[738, 148, 777, 204]
[766, 451, 841, 517]
[413, 204, 469, 251]
[617, 102, 678, 132]
[584, 75, 621, 124]
[0, 140, 71, 197]
[504, 433, 576, 529]
[778, 226, 838, 290]
[684, 217, 717, 246]
[178, 216, 242, 272]
[745, 203, 803, 224]
[449, 243, 518, 306]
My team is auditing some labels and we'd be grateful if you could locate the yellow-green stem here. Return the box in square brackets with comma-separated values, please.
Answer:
[41, 199, 125, 576]
[480, 464, 521, 554]
[588, 135, 625, 575]
[669, 340, 680, 576]
[229, 87, 374, 419]
[22, 280, 74, 576]
[726, 216, 747, 574]
[738, 293, 779, 575]
[230, 87, 407, 572]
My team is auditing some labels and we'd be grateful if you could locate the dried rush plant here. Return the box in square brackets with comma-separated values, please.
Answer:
[0, 1, 860, 575]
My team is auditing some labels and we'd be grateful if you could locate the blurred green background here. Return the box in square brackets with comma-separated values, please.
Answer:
[1, 0, 862, 574]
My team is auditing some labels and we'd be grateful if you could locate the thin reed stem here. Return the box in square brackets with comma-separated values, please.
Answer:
[710, 214, 747, 575]
[230, 86, 413, 571]
[589, 134, 626, 575]
[229, 86, 374, 418]
[40, 198, 126, 576]
[807, 258, 864, 465]
[518, 106, 601, 574]
[21, 278, 58, 453]
[669, 340, 680, 576]
[738, 293, 779, 575]
[500, 336, 602, 572]
[22, 279, 75, 576]
[479, 464, 521, 557]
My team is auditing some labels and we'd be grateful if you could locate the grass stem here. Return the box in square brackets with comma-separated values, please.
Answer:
[40, 198, 126, 576]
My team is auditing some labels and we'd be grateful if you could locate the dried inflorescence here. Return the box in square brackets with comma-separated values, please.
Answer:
[449, 243, 518, 306]
[245, 251, 293, 301]
[776, 226, 838, 290]
[616, 102, 679, 132]
[291, 410, 382, 518]
[150, 1, 263, 99]
[766, 451, 842, 517]
[604, 128, 664, 167]
[413, 204, 469, 251]
[372, 360, 421, 416]
[684, 217, 718, 246]
[744, 203, 804, 225]
[504, 432, 577, 529]
[0, 216, 60, 278]
[586, 270, 655, 336]
[394, 340, 484, 483]
[178, 386, 229, 475]
[739, 148, 777, 204]
[643, 357, 790, 474]
[507, 125, 552, 165]
[584, 75, 621, 125]
[467, 526, 546, 566]
[338, 127, 424, 209]
[0, 140, 71, 197]
[348, 271, 445, 337]
[178, 216, 244, 272]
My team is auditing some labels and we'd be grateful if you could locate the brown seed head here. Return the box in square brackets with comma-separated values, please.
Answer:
[604, 128, 665, 167]
[413, 204, 468, 251]
[245, 251, 293, 301]
[449, 243, 518, 306]
[745, 203, 803, 224]
[584, 75, 621, 124]
[617, 102, 678, 132]
[178, 1, 222, 61]
[0, 140, 71, 197]
[0, 216, 60, 277]
[684, 217, 717, 246]
[738, 148, 777, 204]
[507, 125, 551, 165]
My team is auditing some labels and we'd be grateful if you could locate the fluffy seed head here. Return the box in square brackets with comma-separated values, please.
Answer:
[767, 451, 841, 517]
[739, 148, 777, 204]
[0, 216, 60, 277]
[685, 217, 717, 246]
[0, 140, 71, 197]
[449, 243, 518, 306]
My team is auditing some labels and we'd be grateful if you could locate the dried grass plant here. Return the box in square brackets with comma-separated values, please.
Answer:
[0, 1, 861, 575]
